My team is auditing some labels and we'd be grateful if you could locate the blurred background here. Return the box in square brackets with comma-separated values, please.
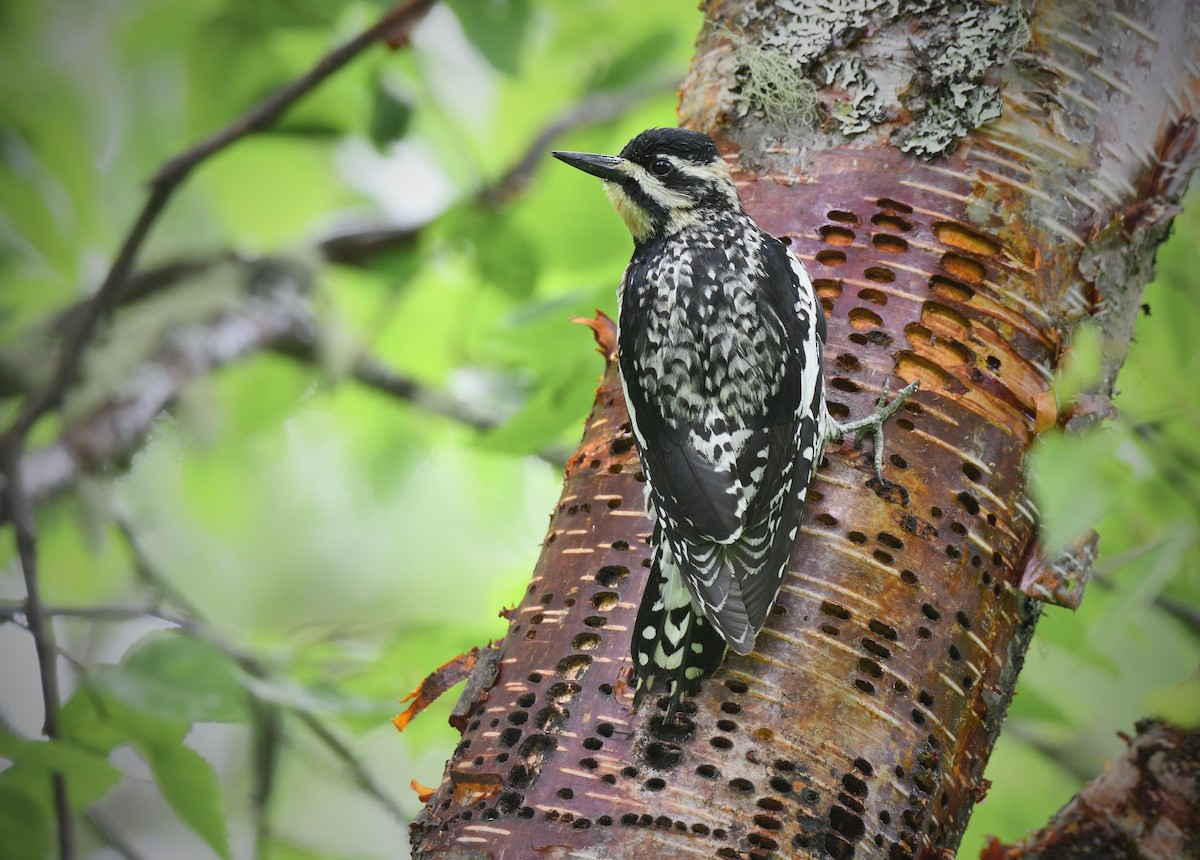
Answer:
[0, 1, 1196, 857]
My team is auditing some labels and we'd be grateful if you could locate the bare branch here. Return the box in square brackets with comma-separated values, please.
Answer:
[0, 0, 435, 445]
[0, 277, 312, 516]
[247, 697, 284, 859]
[986, 720, 1200, 859]
[0, 9, 435, 853]
[480, 74, 681, 208]
[109, 517, 409, 828]
[0, 72, 678, 375]
[293, 711, 408, 826]
[0, 268, 565, 522]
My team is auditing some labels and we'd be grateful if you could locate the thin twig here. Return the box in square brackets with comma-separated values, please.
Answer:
[6, 72, 680, 358]
[0, 279, 567, 521]
[0, 9, 435, 854]
[248, 697, 284, 860]
[110, 517, 409, 827]
[0, 442, 73, 859]
[0, 602, 168, 623]
[481, 74, 682, 208]
[0, 0, 435, 446]
[294, 711, 408, 825]
[1156, 594, 1200, 639]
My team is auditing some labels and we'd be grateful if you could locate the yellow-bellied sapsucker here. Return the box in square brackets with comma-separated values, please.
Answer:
[553, 128, 916, 714]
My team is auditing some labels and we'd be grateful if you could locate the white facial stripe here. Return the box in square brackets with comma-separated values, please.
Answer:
[620, 160, 693, 211]
[679, 162, 739, 205]
[602, 153, 740, 240]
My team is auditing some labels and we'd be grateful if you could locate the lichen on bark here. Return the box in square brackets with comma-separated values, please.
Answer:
[724, 0, 1031, 156]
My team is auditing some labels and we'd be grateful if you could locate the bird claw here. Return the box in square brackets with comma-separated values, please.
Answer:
[829, 379, 920, 486]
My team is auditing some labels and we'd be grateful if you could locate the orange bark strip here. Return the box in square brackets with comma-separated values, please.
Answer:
[393, 648, 481, 733]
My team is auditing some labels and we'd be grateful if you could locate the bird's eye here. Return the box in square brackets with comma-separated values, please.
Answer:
[650, 159, 673, 177]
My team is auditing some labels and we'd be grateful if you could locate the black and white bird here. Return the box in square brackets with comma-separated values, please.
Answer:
[553, 128, 915, 714]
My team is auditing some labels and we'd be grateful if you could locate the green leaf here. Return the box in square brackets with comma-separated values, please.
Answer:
[59, 686, 129, 756]
[368, 71, 415, 151]
[479, 372, 588, 456]
[185, 18, 291, 137]
[1030, 429, 1127, 556]
[138, 740, 231, 860]
[0, 785, 48, 860]
[63, 678, 232, 855]
[1051, 322, 1104, 408]
[473, 217, 541, 300]
[0, 731, 121, 812]
[91, 632, 246, 724]
[435, 206, 542, 299]
[444, 0, 532, 75]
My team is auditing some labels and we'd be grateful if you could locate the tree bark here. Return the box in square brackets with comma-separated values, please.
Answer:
[410, 1, 1200, 857]
[983, 721, 1200, 860]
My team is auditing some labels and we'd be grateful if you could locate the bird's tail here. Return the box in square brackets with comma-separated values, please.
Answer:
[632, 538, 727, 718]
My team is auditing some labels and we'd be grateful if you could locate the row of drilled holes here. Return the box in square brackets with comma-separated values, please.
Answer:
[537, 455, 644, 815]
[471, 435, 642, 825]
[817, 198, 994, 860]
[812, 199, 1028, 418]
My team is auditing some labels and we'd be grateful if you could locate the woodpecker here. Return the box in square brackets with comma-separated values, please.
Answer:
[553, 128, 916, 714]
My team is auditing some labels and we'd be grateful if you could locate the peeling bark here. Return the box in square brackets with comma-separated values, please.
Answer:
[411, 1, 1200, 857]
[982, 721, 1200, 860]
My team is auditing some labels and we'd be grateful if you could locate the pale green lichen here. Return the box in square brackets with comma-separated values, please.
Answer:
[823, 56, 884, 135]
[732, 37, 821, 132]
[896, 2, 1030, 156]
[752, 0, 894, 64]
[728, 0, 1031, 157]
[897, 88, 1003, 156]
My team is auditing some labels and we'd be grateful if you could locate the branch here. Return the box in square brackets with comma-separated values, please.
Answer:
[0, 72, 680, 382]
[0, 9, 435, 855]
[1, 586, 412, 831]
[0, 0, 435, 444]
[0, 441, 72, 859]
[292, 711, 407, 826]
[0, 264, 566, 521]
[983, 720, 1200, 859]
[1156, 594, 1200, 640]
[110, 519, 409, 827]
[0, 273, 313, 516]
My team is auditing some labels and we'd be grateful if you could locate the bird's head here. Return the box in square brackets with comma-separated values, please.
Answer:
[553, 127, 741, 244]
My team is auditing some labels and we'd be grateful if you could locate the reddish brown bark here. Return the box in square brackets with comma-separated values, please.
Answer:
[411, 1, 1200, 857]
[982, 721, 1200, 860]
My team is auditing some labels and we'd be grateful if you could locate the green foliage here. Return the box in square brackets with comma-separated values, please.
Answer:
[960, 192, 1200, 853]
[0, 732, 122, 813]
[141, 738, 232, 859]
[0, 784, 48, 860]
[89, 632, 246, 724]
[443, 0, 533, 75]
[0, 0, 692, 855]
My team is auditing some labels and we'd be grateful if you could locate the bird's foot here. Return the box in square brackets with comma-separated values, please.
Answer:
[830, 379, 920, 486]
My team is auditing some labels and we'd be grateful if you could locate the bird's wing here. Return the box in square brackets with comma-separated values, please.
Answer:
[619, 235, 823, 650]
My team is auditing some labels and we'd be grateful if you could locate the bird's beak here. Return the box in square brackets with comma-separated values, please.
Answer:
[551, 150, 626, 182]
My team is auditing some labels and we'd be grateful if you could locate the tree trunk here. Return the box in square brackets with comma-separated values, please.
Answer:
[410, 1, 1200, 857]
